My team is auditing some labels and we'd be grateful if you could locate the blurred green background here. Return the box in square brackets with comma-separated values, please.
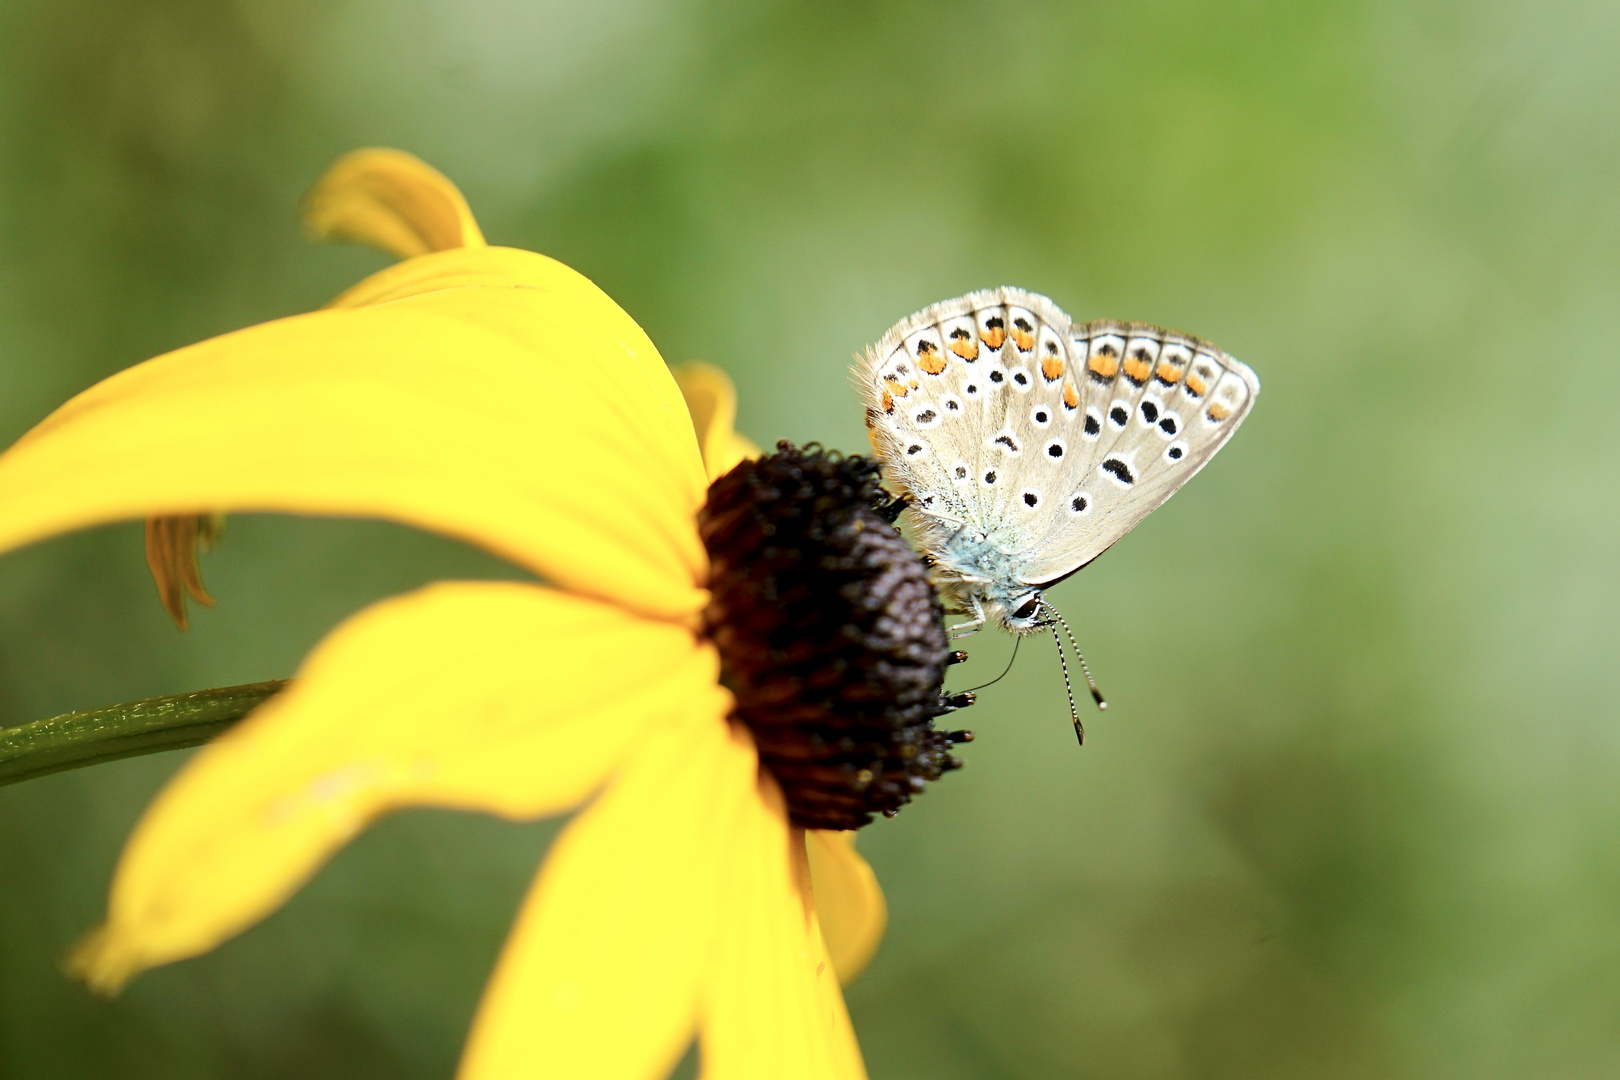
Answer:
[1, 0, 1617, 1076]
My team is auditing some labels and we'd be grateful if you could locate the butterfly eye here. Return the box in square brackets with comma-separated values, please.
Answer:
[1013, 596, 1041, 620]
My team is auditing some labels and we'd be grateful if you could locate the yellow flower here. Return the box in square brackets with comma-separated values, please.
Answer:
[0, 149, 973, 1079]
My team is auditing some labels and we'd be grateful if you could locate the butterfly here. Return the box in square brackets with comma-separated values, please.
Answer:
[857, 287, 1259, 739]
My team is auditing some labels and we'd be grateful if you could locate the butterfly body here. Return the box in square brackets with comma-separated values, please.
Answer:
[858, 286, 1259, 639]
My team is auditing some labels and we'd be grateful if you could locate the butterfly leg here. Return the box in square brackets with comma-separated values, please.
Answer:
[947, 597, 985, 639]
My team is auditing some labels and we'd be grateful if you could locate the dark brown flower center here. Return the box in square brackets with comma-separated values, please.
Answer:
[697, 441, 972, 830]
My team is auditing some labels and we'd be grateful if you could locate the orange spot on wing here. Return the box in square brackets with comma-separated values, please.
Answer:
[1207, 403, 1231, 421]
[916, 341, 947, 375]
[1185, 373, 1207, 397]
[884, 378, 909, 399]
[881, 390, 894, 413]
[950, 337, 979, 361]
[909, 379, 919, 390]
[981, 320, 1007, 349]
[1011, 325, 1035, 351]
[1062, 381, 1080, 409]
[1155, 361, 1183, 384]
[1088, 353, 1119, 379]
[1123, 356, 1152, 384]
[1041, 355, 1065, 381]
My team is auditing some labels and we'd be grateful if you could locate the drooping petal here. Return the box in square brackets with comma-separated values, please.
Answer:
[806, 830, 887, 985]
[0, 261, 710, 620]
[143, 514, 221, 630]
[699, 772, 867, 1080]
[457, 700, 747, 1080]
[673, 362, 760, 482]
[141, 149, 488, 622]
[69, 582, 719, 994]
[302, 147, 486, 258]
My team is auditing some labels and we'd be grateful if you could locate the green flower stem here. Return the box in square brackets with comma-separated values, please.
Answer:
[0, 681, 288, 789]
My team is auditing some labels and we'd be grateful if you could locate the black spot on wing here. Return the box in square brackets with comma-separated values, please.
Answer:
[1102, 457, 1134, 485]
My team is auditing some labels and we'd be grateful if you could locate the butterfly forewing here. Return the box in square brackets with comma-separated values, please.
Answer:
[1019, 328, 1258, 585]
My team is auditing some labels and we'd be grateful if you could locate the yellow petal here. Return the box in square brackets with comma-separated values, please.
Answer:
[0, 273, 709, 621]
[458, 698, 745, 1080]
[325, 247, 706, 500]
[806, 830, 887, 985]
[673, 362, 761, 482]
[302, 148, 485, 258]
[68, 582, 719, 993]
[699, 771, 867, 1080]
[319, 244, 709, 492]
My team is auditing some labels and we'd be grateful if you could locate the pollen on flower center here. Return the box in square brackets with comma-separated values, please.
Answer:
[697, 441, 973, 830]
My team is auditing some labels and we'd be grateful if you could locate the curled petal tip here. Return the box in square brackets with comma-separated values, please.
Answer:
[302, 148, 486, 259]
[63, 924, 139, 998]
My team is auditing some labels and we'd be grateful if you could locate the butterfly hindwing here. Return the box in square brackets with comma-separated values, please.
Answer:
[864, 291, 1017, 521]
[861, 296, 983, 526]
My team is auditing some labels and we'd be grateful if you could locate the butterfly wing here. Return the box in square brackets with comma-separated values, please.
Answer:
[1015, 321, 1260, 586]
[858, 287, 1083, 557]
[859, 289, 1259, 592]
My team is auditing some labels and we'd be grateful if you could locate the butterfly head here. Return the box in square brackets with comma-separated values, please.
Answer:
[991, 589, 1046, 635]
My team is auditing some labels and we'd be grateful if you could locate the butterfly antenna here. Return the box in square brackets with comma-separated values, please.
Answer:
[1047, 621, 1085, 745]
[1050, 606, 1107, 712]
[960, 634, 1022, 694]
